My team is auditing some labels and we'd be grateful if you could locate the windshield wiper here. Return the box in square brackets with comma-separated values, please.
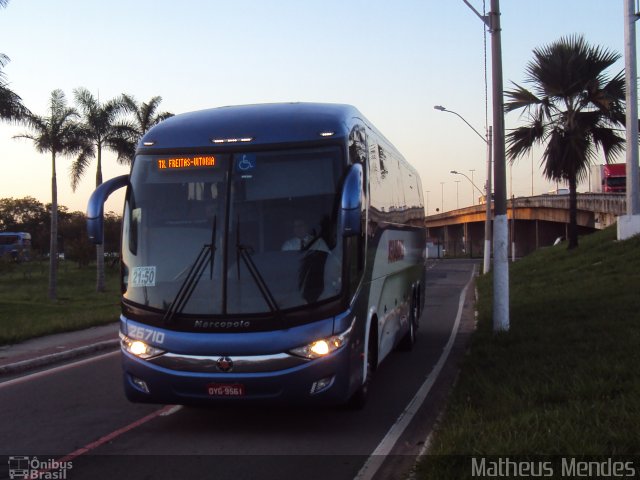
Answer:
[235, 217, 282, 319]
[163, 216, 217, 324]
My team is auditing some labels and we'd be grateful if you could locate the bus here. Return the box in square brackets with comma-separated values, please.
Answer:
[87, 103, 425, 407]
[0, 232, 31, 262]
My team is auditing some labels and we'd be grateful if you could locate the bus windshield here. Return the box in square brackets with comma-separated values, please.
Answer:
[122, 147, 344, 319]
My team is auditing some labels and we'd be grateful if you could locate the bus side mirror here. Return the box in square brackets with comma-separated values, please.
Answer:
[340, 163, 363, 237]
[87, 175, 129, 244]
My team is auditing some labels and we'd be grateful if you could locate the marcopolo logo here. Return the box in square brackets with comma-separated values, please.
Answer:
[193, 319, 251, 329]
[8, 456, 72, 479]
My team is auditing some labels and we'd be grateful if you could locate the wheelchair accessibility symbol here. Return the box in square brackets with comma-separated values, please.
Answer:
[237, 154, 256, 171]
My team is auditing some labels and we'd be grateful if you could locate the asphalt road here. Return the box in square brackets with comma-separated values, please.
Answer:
[0, 259, 478, 480]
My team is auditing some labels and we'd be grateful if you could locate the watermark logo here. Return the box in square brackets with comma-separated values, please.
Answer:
[470, 456, 638, 478]
[8, 456, 72, 479]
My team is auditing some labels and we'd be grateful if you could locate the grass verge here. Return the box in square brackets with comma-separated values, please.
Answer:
[416, 226, 640, 478]
[0, 260, 120, 345]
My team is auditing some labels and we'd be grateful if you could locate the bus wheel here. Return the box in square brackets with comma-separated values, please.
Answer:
[348, 336, 375, 410]
[398, 293, 418, 351]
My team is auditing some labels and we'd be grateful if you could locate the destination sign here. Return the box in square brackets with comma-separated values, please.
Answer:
[157, 156, 216, 170]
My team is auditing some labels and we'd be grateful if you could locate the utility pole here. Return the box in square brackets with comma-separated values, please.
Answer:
[460, 1, 509, 332]
[489, 0, 509, 332]
[619, 0, 640, 239]
[465, 0, 509, 330]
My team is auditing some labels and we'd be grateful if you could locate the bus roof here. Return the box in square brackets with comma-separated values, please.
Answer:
[0, 232, 30, 239]
[139, 103, 366, 151]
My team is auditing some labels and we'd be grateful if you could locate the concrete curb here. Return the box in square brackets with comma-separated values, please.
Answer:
[0, 339, 120, 376]
[406, 265, 480, 480]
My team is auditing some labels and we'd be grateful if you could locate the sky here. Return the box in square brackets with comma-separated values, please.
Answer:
[0, 0, 629, 215]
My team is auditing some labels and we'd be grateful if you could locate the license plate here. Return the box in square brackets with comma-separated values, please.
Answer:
[207, 383, 245, 397]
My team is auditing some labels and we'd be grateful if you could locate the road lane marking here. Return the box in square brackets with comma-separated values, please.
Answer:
[160, 405, 183, 416]
[57, 404, 181, 463]
[0, 344, 184, 462]
[354, 264, 477, 480]
[0, 350, 120, 389]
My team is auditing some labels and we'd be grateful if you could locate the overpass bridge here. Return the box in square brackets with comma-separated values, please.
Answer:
[424, 193, 626, 257]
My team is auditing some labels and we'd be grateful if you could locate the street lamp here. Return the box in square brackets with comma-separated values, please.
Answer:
[435, 105, 492, 276]
[451, 170, 484, 197]
[434, 106, 486, 142]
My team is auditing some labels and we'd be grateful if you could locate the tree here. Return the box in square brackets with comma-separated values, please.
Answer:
[59, 210, 93, 267]
[13, 90, 87, 299]
[0, 0, 28, 122]
[103, 211, 122, 256]
[0, 196, 120, 267]
[0, 196, 47, 230]
[0, 54, 28, 121]
[70, 87, 132, 292]
[121, 94, 173, 163]
[505, 35, 625, 249]
[0, 197, 48, 252]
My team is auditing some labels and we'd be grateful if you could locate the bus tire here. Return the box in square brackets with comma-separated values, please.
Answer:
[348, 326, 377, 409]
[398, 290, 419, 351]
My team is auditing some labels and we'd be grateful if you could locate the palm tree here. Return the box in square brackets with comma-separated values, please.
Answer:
[121, 94, 173, 163]
[505, 35, 625, 249]
[0, 54, 28, 121]
[71, 87, 133, 292]
[0, 0, 27, 121]
[14, 90, 86, 299]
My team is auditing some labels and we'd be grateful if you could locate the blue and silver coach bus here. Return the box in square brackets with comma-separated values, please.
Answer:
[87, 103, 425, 407]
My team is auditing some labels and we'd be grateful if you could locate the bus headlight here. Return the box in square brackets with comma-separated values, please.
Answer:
[289, 320, 354, 360]
[121, 334, 165, 360]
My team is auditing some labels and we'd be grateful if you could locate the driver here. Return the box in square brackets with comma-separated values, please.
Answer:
[281, 219, 329, 253]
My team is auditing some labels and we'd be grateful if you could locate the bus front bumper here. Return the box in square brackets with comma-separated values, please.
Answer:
[119, 317, 361, 406]
[121, 346, 356, 406]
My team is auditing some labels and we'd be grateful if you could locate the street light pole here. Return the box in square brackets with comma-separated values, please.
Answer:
[485, 127, 493, 276]
[435, 106, 492, 275]
[440, 182, 445, 212]
[455, 180, 460, 209]
[434, 105, 486, 142]
[469, 169, 476, 205]
[451, 169, 490, 265]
